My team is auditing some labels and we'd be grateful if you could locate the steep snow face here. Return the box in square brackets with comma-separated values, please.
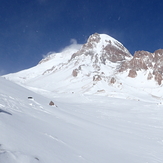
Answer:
[1, 77, 163, 163]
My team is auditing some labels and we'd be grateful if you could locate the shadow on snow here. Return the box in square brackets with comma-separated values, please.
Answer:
[0, 109, 12, 115]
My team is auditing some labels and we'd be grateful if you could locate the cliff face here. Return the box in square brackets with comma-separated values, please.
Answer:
[119, 49, 163, 85]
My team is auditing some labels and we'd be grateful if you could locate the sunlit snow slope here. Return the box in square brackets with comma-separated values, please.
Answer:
[1, 76, 163, 163]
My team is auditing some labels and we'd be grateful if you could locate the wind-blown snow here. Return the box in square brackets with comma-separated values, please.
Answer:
[1, 76, 163, 163]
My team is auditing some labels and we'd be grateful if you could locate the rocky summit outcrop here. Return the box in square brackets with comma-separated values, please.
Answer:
[70, 33, 132, 64]
[69, 33, 132, 81]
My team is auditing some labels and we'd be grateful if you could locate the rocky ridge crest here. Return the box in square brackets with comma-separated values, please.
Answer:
[119, 49, 163, 85]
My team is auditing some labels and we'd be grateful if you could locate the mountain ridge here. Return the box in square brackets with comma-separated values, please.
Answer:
[3, 33, 163, 98]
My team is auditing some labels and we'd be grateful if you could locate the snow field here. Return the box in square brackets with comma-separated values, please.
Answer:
[1, 77, 163, 162]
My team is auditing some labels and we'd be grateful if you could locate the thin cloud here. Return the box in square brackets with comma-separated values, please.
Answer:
[0, 69, 7, 76]
[70, 39, 77, 44]
[61, 39, 82, 52]
[42, 51, 56, 59]
[42, 39, 82, 59]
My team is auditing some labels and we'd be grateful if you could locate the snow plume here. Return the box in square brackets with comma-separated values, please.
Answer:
[42, 39, 82, 59]
[42, 51, 56, 59]
[0, 69, 6, 76]
[61, 38, 82, 52]
[70, 38, 77, 44]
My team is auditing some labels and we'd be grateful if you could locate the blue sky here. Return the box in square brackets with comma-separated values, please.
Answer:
[1, 0, 163, 74]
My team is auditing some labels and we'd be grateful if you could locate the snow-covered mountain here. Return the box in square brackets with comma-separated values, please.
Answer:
[3, 33, 163, 98]
[2, 33, 163, 163]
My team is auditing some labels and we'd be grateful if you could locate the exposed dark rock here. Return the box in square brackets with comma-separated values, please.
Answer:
[72, 69, 79, 77]
[42, 66, 56, 75]
[154, 72, 162, 85]
[87, 33, 101, 44]
[110, 77, 116, 84]
[93, 75, 102, 81]
[119, 49, 163, 84]
[103, 44, 131, 63]
[97, 89, 105, 92]
[128, 70, 137, 78]
[147, 72, 153, 80]
[49, 101, 55, 106]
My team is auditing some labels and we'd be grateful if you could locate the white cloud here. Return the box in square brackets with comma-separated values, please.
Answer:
[70, 39, 77, 45]
[42, 38, 82, 59]
[61, 39, 82, 52]
[0, 69, 6, 76]
[42, 51, 56, 59]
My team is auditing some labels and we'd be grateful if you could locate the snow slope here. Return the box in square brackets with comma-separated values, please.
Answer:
[1, 77, 163, 163]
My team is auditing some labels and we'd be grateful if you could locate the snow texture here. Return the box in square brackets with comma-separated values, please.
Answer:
[1, 76, 163, 163]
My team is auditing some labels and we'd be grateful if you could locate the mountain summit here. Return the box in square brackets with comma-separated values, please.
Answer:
[4, 33, 163, 97]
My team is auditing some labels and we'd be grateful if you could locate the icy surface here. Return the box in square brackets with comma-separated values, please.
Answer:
[0, 76, 163, 163]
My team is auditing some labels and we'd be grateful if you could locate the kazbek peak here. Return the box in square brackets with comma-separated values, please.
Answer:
[3, 33, 163, 96]
[70, 33, 132, 64]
